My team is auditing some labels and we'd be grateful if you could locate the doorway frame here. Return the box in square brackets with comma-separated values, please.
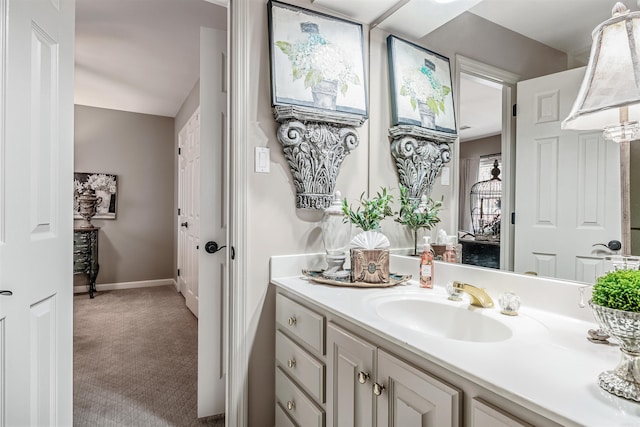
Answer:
[454, 56, 519, 271]
[228, 0, 249, 426]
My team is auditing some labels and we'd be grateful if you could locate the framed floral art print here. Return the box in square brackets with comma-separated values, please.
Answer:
[387, 35, 456, 134]
[74, 172, 118, 220]
[268, 0, 368, 117]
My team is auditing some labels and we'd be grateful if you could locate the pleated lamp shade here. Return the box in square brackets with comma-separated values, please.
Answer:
[562, 2, 640, 139]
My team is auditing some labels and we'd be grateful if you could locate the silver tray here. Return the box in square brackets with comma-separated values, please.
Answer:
[302, 269, 412, 288]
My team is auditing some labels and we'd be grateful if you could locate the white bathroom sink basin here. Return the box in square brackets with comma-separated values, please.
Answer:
[372, 296, 513, 343]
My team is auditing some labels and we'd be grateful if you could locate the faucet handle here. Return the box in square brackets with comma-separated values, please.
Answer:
[498, 292, 521, 316]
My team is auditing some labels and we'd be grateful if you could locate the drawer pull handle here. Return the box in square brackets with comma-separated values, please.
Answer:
[287, 359, 296, 368]
[357, 371, 370, 384]
[286, 400, 295, 411]
[287, 316, 296, 326]
[373, 382, 385, 396]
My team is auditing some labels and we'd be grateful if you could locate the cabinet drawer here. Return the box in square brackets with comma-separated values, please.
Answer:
[276, 367, 324, 427]
[73, 259, 89, 273]
[276, 293, 325, 354]
[74, 232, 90, 244]
[276, 330, 325, 403]
[275, 402, 298, 427]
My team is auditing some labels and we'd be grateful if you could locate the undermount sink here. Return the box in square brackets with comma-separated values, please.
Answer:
[372, 296, 513, 343]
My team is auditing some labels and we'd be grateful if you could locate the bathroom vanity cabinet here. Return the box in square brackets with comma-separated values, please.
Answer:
[328, 322, 460, 427]
[274, 288, 548, 427]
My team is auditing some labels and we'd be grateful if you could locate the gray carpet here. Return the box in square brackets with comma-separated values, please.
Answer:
[74, 285, 225, 427]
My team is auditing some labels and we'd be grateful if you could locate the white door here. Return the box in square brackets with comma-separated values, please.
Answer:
[198, 27, 227, 418]
[515, 67, 621, 282]
[178, 108, 201, 317]
[0, 0, 74, 425]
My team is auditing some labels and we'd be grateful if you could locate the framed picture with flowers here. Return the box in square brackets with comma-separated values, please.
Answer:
[387, 35, 456, 134]
[74, 172, 118, 220]
[268, 0, 367, 117]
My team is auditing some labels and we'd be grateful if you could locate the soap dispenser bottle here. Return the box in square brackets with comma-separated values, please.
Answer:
[420, 236, 434, 288]
[443, 236, 458, 263]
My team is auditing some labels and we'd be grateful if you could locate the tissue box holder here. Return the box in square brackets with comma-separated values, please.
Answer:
[350, 248, 390, 284]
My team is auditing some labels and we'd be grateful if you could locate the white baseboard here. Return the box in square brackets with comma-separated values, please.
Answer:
[74, 278, 177, 294]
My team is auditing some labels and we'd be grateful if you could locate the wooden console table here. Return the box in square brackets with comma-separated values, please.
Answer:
[73, 227, 100, 298]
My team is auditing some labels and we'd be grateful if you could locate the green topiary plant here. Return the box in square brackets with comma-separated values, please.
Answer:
[342, 187, 394, 232]
[592, 269, 640, 312]
[394, 185, 442, 255]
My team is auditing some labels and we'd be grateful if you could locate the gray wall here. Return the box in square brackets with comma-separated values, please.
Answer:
[420, 12, 568, 80]
[74, 105, 175, 285]
[245, 1, 569, 424]
[460, 134, 502, 159]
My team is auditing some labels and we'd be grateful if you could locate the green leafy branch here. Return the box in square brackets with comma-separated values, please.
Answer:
[394, 185, 442, 232]
[592, 269, 640, 312]
[342, 188, 395, 232]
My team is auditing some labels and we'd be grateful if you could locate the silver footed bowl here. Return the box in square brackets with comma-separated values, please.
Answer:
[589, 300, 640, 402]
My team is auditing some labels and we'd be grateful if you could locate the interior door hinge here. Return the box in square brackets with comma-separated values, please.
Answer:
[512, 104, 517, 117]
[178, 208, 181, 215]
[178, 147, 182, 155]
[177, 268, 181, 276]
[511, 212, 516, 225]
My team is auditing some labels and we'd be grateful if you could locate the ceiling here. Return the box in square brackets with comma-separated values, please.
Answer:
[75, 0, 639, 122]
[74, 0, 226, 117]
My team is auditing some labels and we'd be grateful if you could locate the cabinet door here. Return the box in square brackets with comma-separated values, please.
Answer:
[471, 398, 534, 427]
[376, 350, 460, 427]
[326, 323, 376, 427]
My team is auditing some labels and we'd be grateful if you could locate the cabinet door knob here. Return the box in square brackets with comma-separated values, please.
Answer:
[373, 382, 385, 396]
[286, 400, 295, 411]
[357, 371, 370, 384]
[287, 359, 296, 368]
[288, 316, 296, 326]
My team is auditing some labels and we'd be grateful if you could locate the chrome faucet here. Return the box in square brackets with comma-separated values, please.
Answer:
[452, 281, 494, 308]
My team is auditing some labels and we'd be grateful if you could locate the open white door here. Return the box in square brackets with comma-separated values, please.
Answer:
[178, 108, 201, 317]
[0, 0, 74, 425]
[515, 67, 621, 282]
[198, 27, 227, 417]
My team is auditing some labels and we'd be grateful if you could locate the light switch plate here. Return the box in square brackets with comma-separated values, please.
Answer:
[441, 166, 450, 185]
[255, 147, 270, 173]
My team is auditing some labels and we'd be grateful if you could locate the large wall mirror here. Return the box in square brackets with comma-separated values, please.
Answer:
[312, 0, 639, 284]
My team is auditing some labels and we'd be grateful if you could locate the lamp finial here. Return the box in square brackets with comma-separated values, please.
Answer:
[613, 2, 630, 17]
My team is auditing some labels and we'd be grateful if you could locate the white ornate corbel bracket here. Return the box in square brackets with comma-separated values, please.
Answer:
[389, 125, 457, 201]
[274, 105, 366, 209]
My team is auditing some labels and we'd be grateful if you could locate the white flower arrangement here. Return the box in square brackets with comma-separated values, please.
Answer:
[400, 62, 451, 116]
[275, 29, 360, 96]
[74, 173, 116, 196]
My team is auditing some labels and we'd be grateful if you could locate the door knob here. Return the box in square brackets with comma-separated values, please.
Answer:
[205, 241, 226, 254]
[373, 382, 385, 396]
[357, 371, 370, 384]
[181, 221, 189, 228]
[592, 240, 622, 251]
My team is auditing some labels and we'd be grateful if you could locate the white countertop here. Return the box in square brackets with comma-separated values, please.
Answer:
[270, 254, 640, 427]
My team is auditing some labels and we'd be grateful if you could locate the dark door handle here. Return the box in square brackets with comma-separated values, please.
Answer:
[205, 241, 226, 254]
[592, 240, 622, 251]
[181, 222, 189, 228]
[0, 290, 12, 296]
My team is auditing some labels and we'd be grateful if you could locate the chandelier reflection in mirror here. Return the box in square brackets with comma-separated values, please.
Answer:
[470, 159, 501, 241]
